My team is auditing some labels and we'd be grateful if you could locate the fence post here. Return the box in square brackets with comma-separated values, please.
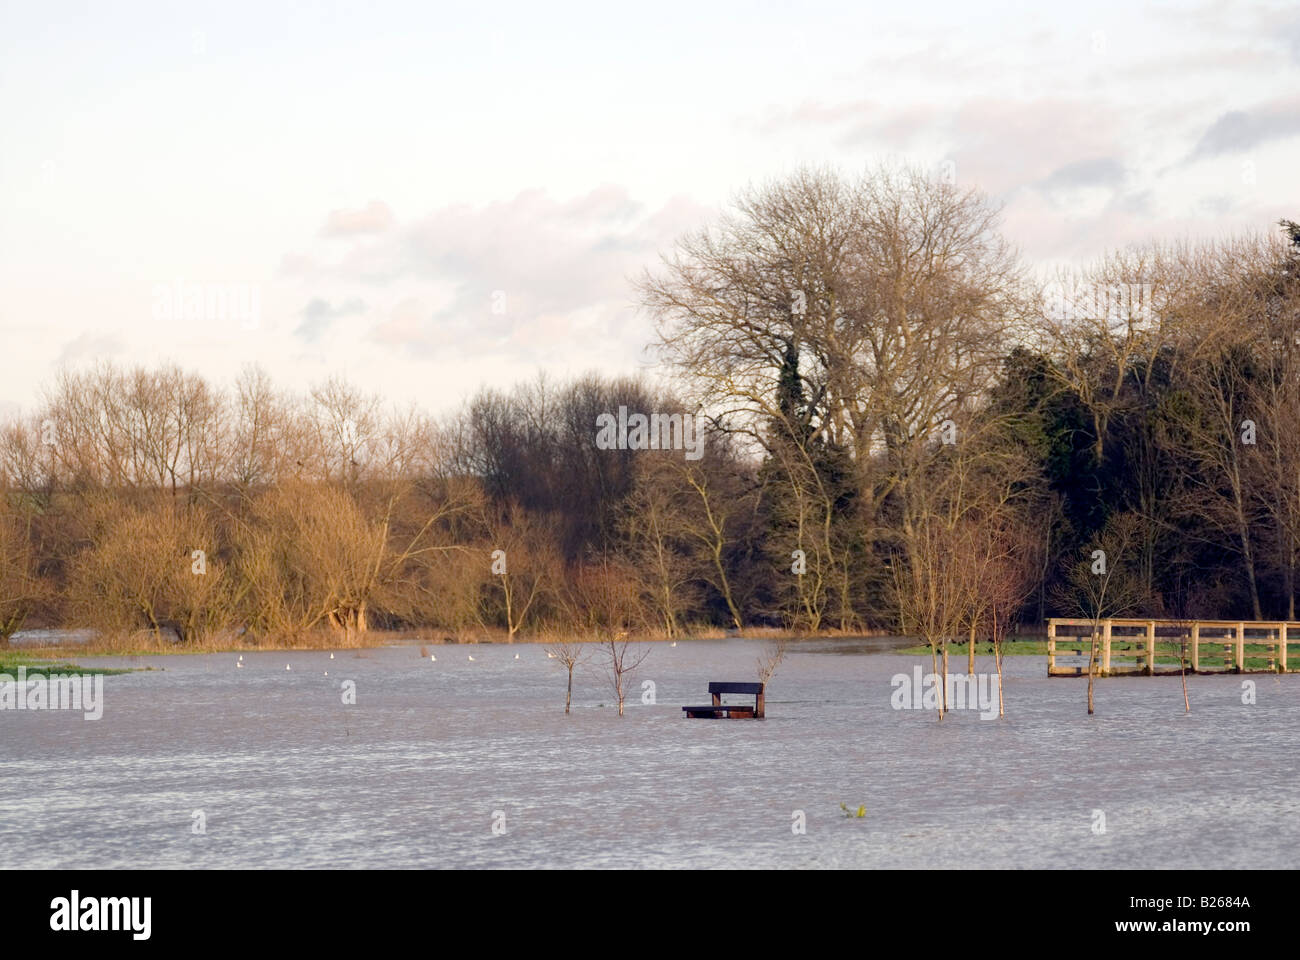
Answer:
[1236, 621, 1245, 672]
[1190, 623, 1200, 673]
[1146, 621, 1156, 675]
[1283, 623, 1290, 673]
[1047, 620, 1056, 674]
[1102, 620, 1112, 675]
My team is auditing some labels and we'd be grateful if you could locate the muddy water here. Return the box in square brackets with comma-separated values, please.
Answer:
[1, 638, 1295, 868]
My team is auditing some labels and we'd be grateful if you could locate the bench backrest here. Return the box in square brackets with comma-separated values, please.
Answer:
[708, 681, 764, 696]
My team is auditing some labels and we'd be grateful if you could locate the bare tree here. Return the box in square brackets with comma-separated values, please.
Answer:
[1054, 512, 1148, 715]
[675, 460, 749, 632]
[544, 636, 589, 714]
[563, 556, 652, 716]
[756, 638, 789, 686]
[0, 491, 48, 644]
[978, 514, 1046, 717]
[232, 482, 384, 642]
[68, 494, 233, 644]
[642, 164, 1026, 636]
[618, 456, 700, 638]
[601, 630, 649, 717]
[480, 500, 559, 642]
[1164, 589, 1203, 714]
[892, 515, 971, 720]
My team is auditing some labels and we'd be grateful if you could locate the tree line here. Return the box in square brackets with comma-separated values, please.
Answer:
[2, 165, 1298, 660]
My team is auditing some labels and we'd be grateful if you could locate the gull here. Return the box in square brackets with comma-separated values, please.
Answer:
[430, 654, 436, 662]
[329, 653, 335, 660]
[238, 654, 243, 661]
[514, 653, 520, 660]
[467, 655, 476, 661]
[286, 664, 291, 671]
[670, 641, 677, 647]
[546, 652, 555, 659]
[236, 661, 243, 669]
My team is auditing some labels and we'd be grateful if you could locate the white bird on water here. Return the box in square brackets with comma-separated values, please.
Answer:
[546, 651, 555, 659]
[430, 654, 436, 662]
[238, 654, 243, 661]
[329, 652, 335, 660]
[514, 653, 520, 660]
[670, 641, 677, 647]
[286, 664, 291, 671]
[236, 661, 243, 669]
[467, 655, 476, 662]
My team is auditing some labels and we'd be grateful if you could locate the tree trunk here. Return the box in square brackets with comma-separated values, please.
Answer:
[941, 644, 949, 713]
[1180, 635, 1190, 713]
[995, 644, 1005, 717]
[714, 551, 743, 632]
[992, 610, 1004, 717]
[930, 643, 944, 720]
[1232, 472, 1263, 620]
[1288, 541, 1296, 621]
[1087, 627, 1098, 715]
[614, 644, 625, 716]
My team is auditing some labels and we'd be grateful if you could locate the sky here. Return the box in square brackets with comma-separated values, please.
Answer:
[1, 0, 1297, 419]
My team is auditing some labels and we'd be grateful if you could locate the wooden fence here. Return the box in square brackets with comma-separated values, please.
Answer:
[1045, 618, 1297, 676]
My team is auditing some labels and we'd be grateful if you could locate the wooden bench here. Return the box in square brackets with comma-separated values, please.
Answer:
[682, 681, 765, 719]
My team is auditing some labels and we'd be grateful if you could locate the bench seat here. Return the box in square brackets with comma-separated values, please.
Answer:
[682, 680, 766, 719]
[682, 704, 756, 718]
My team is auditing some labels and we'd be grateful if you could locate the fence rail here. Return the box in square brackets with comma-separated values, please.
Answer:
[1045, 618, 1297, 676]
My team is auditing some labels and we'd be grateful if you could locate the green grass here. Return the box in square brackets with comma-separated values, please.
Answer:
[895, 639, 1290, 671]
[0, 653, 138, 677]
[896, 638, 1051, 656]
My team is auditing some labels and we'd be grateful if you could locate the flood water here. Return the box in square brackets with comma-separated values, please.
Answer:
[1, 638, 1295, 868]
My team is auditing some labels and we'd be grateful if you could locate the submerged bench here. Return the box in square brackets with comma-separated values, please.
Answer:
[682, 681, 765, 719]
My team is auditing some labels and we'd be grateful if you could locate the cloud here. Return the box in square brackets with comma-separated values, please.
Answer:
[295, 186, 709, 365]
[755, 98, 879, 136]
[369, 298, 428, 348]
[320, 200, 396, 237]
[750, 94, 1136, 201]
[293, 297, 366, 342]
[746, 89, 1263, 260]
[1038, 157, 1125, 192]
[278, 252, 317, 277]
[1189, 98, 1300, 159]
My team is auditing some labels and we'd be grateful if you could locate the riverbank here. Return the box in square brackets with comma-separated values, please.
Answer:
[0, 653, 137, 676]
[896, 637, 1048, 657]
[1, 624, 897, 660]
